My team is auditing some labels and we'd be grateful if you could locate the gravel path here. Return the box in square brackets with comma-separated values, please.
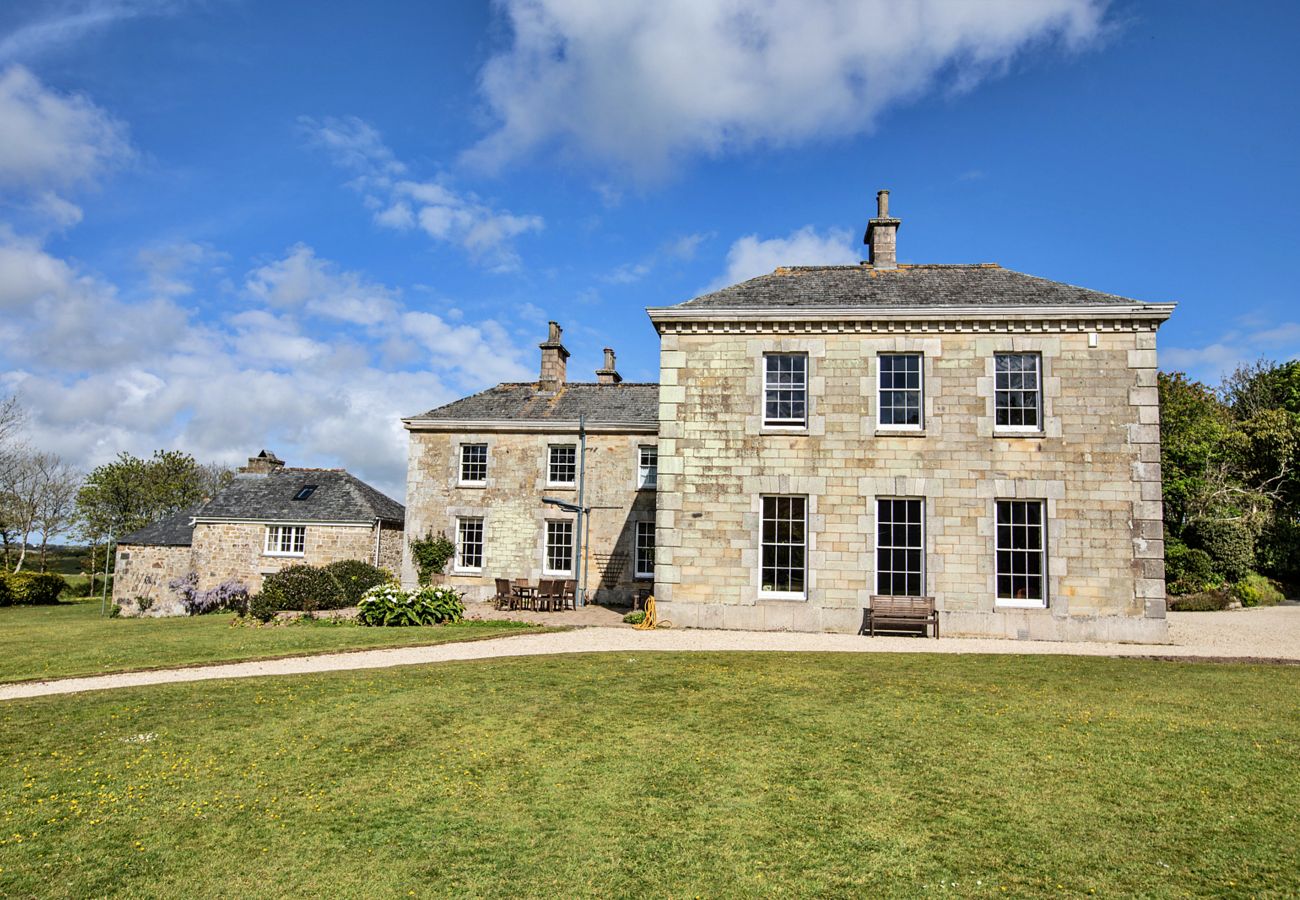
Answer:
[3, 606, 1297, 702]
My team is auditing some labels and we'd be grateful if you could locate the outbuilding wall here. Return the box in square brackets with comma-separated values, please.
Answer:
[112, 544, 194, 616]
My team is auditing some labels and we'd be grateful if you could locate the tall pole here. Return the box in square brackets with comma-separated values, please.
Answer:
[575, 414, 587, 607]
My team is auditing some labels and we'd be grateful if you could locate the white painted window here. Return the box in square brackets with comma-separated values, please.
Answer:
[456, 517, 484, 572]
[634, 520, 655, 579]
[459, 444, 487, 485]
[994, 353, 1042, 431]
[760, 495, 806, 598]
[878, 354, 923, 429]
[876, 498, 924, 596]
[264, 525, 305, 556]
[547, 445, 577, 486]
[996, 500, 1047, 606]
[544, 519, 574, 575]
[638, 445, 658, 489]
[763, 353, 807, 427]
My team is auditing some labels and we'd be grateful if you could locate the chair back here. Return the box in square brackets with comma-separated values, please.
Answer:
[494, 578, 511, 596]
[562, 580, 576, 598]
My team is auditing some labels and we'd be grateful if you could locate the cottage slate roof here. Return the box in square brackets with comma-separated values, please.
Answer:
[195, 468, 404, 524]
[412, 382, 659, 426]
[672, 264, 1156, 310]
[118, 505, 203, 547]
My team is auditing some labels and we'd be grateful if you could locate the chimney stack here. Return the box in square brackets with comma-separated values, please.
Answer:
[864, 189, 901, 269]
[538, 321, 569, 392]
[595, 348, 622, 384]
[240, 450, 284, 475]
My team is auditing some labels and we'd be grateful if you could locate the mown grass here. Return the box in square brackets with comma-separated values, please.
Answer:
[1, 653, 1296, 897]
[0, 600, 547, 683]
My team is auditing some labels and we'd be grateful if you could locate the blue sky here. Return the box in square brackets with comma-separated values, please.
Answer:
[1, 0, 1296, 499]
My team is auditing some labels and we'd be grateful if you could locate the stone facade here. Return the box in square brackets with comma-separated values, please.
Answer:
[649, 315, 1169, 642]
[189, 521, 388, 593]
[112, 544, 194, 616]
[402, 428, 657, 603]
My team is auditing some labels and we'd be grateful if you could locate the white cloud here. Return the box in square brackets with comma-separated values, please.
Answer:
[299, 114, 405, 182]
[0, 1, 182, 62]
[709, 225, 859, 290]
[1162, 322, 1300, 384]
[467, 0, 1106, 175]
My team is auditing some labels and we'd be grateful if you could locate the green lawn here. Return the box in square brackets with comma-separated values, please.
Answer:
[0, 600, 547, 683]
[1, 654, 1296, 898]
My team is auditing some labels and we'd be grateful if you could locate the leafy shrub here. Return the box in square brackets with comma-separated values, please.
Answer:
[356, 582, 464, 626]
[1232, 572, 1285, 608]
[1165, 542, 1221, 595]
[0, 572, 67, 606]
[169, 572, 250, 616]
[136, 596, 154, 613]
[1167, 589, 1235, 612]
[1190, 519, 1257, 583]
[409, 531, 455, 585]
[322, 559, 391, 606]
[623, 610, 646, 625]
[252, 565, 346, 622]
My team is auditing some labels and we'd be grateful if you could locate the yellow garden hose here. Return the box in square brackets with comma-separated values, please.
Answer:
[634, 595, 670, 629]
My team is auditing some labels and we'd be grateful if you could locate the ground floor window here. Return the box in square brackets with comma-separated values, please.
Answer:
[634, 520, 655, 579]
[760, 495, 806, 597]
[264, 525, 305, 556]
[456, 517, 484, 572]
[996, 499, 1046, 605]
[876, 498, 924, 596]
[545, 519, 574, 575]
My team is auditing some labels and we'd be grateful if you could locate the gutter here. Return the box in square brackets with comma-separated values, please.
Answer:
[645, 303, 1177, 326]
[402, 418, 657, 434]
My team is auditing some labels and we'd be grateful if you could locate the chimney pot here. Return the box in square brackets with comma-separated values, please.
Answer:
[240, 450, 285, 475]
[596, 347, 622, 384]
[864, 187, 901, 269]
[877, 189, 889, 217]
[538, 321, 570, 391]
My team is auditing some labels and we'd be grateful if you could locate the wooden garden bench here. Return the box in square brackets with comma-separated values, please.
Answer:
[861, 595, 939, 638]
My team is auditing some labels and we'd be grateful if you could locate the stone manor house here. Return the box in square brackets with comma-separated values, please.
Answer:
[404, 191, 1174, 643]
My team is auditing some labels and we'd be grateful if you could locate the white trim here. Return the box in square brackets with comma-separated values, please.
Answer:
[405, 418, 656, 434]
[757, 591, 806, 601]
[993, 498, 1049, 608]
[647, 302, 1176, 324]
[263, 524, 306, 557]
[876, 352, 924, 431]
[633, 519, 656, 579]
[873, 496, 926, 597]
[457, 443, 488, 487]
[453, 516, 485, 574]
[637, 445, 658, 491]
[546, 443, 578, 488]
[762, 352, 809, 428]
[195, 518, 373, 528]
[542, 519, 575, 577]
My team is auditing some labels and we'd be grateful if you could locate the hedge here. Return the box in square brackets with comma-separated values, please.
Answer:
[0, 572, 67, 606]
[322, 559, 391, 606]
[248, 560, 389, 622]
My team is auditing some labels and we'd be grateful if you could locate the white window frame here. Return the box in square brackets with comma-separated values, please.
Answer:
[993, 353, 1043, 433]
[638, 445, 658, 490]
[264, 525, 306, 557]
[877, 353, 924, 431]
[875, 498, 925, 597]
[759, 495, 807, 600]
[455, 517, 484, 573]
[547, 444, 577, 487]
[995, 499, 1048, 608]
[634, 520, 655, 579]
[459, 444, 488, 486]
[762, 353, 808, 429]
[543, 519, 575, 576]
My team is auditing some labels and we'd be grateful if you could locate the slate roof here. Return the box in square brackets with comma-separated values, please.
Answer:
[672, 264, 1157, 310]
[411, 382, 659, 426]
[118, 505, 203, 547]
[195, 468, 404, 524]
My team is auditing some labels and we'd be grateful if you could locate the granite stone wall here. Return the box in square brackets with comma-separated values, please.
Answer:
[112, 544, 193, 616]
[188, 521, 394, 594]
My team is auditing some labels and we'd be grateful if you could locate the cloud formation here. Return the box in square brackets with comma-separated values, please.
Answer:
[1162, 321, 1300, 384]
[467, 0, 1106, 176]
[710, 225, 859, 290]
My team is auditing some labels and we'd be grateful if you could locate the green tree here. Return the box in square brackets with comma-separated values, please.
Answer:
[75, 450, 211, 540]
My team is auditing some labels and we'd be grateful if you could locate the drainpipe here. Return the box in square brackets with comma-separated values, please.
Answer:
[372, 518, 382, 567]
[576, 414, 587, 607]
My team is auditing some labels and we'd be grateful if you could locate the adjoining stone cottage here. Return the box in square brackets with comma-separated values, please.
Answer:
[113, 451, 405, 615]
[404, 190, 1174, 642]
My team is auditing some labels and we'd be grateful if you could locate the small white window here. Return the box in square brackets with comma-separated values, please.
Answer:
[459, 444, 487, 485]
[456, 517, 484, 572]
[544, 520, 574, 575]
[760, 495, 806, 598]
[548, 445, 577, 486]
[996, 500, 1047, 607]
[878, 354, 923, 429]
[994, 353, 1042, 431]
[264, 525, 305, 557]
[763, 354, 808, 427]
[634, 520, 655, 579]
[638, 446, 658, 489]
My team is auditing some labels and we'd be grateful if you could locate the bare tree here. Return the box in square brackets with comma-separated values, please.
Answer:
[35, 458, 81, 571]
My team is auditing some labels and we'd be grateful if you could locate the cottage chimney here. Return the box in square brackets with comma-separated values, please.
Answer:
[595, 348, 622, 384]
[240, 450, 284, 475]
[864, 189, 901, 269]
[538, 321, 569, 392]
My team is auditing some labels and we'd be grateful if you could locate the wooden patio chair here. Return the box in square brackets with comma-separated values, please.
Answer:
[538, 579, 562, 612]
[512, 578, 534, 611]
[561, 580, 576, 610]
[493, 578, 513, 610]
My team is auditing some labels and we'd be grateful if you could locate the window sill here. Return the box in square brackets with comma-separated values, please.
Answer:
[874, 428, 926, 438]
[263, 552, 305, 559]
[995, 599, 1048, 609]
[758, 592, 807, 602]
[452, 568, 483, 576]
[993, 429, 1045, 439]
[637, 484, 657, 492]
[545, 484, 577, 491]
[543, 571, 574, 579]
[634, 574, 654, 582]
[761, 426, 809, 436]
[457, 482, 487, 489]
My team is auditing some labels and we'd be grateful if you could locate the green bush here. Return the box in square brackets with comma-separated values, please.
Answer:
[1190, 519, 1257, 583]
[356, 582, 464, 626]
[623, 610, 646, 625]
[1232, 572, 1285, 608]
[1165, 542, 1221, 595]
[251, 565, 347, 622]
[322, 559, 391, 606]
[409, 531, 455, 586]
[0, 572, 67, 606]
[1167, 589, 1235, 612]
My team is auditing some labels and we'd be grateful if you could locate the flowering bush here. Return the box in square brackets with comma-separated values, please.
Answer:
[169, 572, 250, 616]
[356, 582, 465, 626]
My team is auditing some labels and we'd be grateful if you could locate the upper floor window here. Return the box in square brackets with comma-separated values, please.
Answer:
[878, 354, 923, 429]
[638, 445, 658, 489]
[994, 353, 1042, 431]
[763, 354, 807, 428]
[455, 517, 484, 572]
[996, 499, 1046, 606]
[264, 525, 305, 557]
[548, 445, 577, 486]
[634, 520, 656, 579]
[544, 519, 574, 575]
[876, 498, 924, 596]
[760, 495, 806, 598]
[459, 444, 487, 485]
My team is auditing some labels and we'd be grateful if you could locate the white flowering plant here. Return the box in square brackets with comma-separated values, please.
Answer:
[356, 582, 465, 626]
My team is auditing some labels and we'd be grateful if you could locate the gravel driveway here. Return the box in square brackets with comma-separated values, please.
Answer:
[3, 605, 1296, 702]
